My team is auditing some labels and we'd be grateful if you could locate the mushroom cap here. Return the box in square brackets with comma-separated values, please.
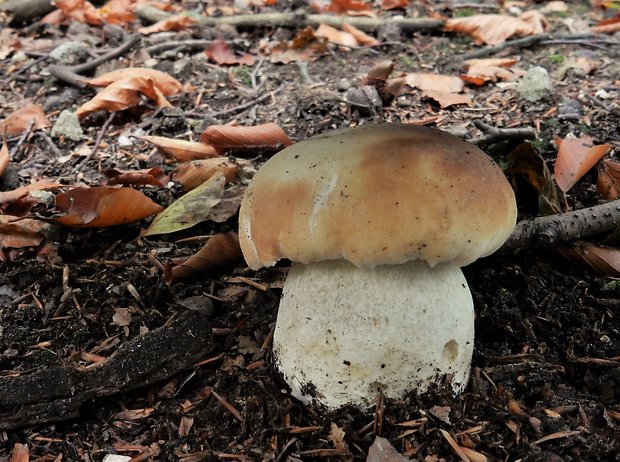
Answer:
[239, 123, 517, 270]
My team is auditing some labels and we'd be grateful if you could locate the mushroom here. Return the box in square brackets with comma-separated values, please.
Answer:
[238, 123, 516, 408]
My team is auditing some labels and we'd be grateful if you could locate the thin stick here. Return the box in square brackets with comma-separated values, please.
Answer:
[472, 120, 536, 147]
[77, 112, 116, 169]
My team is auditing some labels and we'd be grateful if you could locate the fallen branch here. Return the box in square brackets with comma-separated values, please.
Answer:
[472, 120, 536, 147]
[0, 0, 53, 24]
[500, 200, 620, 252]
[135, 7, 444, 33]
[0, 310, 213, 430]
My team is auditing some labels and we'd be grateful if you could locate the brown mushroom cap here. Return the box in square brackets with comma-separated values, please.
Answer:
[239, 123, 517, 270]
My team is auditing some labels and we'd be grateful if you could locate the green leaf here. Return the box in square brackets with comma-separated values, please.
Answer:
[142, 172, 225, 237]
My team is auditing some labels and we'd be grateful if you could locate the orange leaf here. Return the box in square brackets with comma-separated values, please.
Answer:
[98, 0, 136, 25]
[82, 68, 182, 96]
[519, 10, 549, 34]
[561, 242, 620, 277]
[0, 134, 9, 177]
[422, 90, 472, 108]
[200, 123, 292, 154]
[75, 76, 172, 118]
[382, 0, 408, 10]
[444, 14, 535, 45]
[553, 135, 612, 192]
[174, 158, 239, 191]
[205, 39, 256, 66]
[42, 0, 103, 25]
[0, 180, 63, 209]
[597, 159, 620, 200]
[140, 135, 218, 161]
[342, 23, 379, 46]
[9, 443, 29, 462]
[591, 14, 620, 34]
[138, 14, 197, 35]
[0, 215, 48, 250]
[315, 23, 359, 47]
[104, 167, 170, 187]
[405, 73, 464, 93]
[269, 28, 327, 64]
[0, 104, 51, 137]
[311, 0, 372, 14]
[164, 232, 242, 284]
[53, 187, 163, 228]
[461, 60, 522, 85]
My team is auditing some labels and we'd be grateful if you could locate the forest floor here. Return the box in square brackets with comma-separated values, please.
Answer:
[0, 0, 619, 461]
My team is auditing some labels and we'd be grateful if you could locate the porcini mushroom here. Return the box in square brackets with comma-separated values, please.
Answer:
[239, 123, 516, 408]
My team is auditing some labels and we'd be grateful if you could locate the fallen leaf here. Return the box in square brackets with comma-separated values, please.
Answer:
[53, 186, 164, 228]
[82, 68, 183, 96]
[205, 39, 256, 66]
[98, 0, 136, 25]
[0, 134, 9, 177]
[164, 232, 242, 283]
[269, 27, 328, 63]
[444, 14, 536, 45]
[591, 14, 620, 34]
[315, 23, 359, 47]
[343, 23, 378, 45]
[597, 159, 620, 200]
[114, 408, 154, 420]
[178, 416, 194, 437]
[140, 136, 218, 161]
[533, 430, 581, 445]
[209, 184, 245, 223]
[462, 58, 522, 85]
[42, 0, 103, 25]
[312, 0, 372, 14]
[519, 10, 549, 34]
[0, 29, 21, 60]
[0, 215, 49, 250]
[142, 172, 226, 237]
[440, 429, 472, 462]
[328, 422, 347, 453]
[382, 0, 408, 10]
[0, 104, 51, 137]
[112, 307, 132, 327]
[76, 76, 172, 118]
[174, 158, 239, 191]
[0, 180, 62, 209]
[9, 443, 29, 462]
[200, 123, 293, 154]
[405, 73, 464, 93]
[553, 134, 612, 192]
[461, 447, 488, 462]
[104, 167, 170, 187]
[422, 90, 472, 108]
[367, 436, 408, 461]
[138, 14, 197, 35]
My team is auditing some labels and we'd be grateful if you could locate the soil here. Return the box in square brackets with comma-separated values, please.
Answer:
[0, 1, 619, 461]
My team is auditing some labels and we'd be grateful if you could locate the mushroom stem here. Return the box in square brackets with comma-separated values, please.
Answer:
[273, 259, 474, 408]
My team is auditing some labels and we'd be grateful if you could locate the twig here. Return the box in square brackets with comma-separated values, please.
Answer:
[48, 35, 141, 87]
[472, 120, 536, 147]
[209, 85, 284, 119]
[77, 112, 116, 170]
[461, 33, 598, 60]
[9, 120, 35, 159]
[500, 200, 620, 252]
[36, 132, 62, 158]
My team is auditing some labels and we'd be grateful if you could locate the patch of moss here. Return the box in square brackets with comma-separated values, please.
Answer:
[232, 66, 252, 87]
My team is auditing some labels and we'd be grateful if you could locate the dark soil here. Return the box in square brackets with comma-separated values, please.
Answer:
[1, 1, 619, 461]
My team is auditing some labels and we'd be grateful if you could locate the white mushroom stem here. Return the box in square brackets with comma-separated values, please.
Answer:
[273, 259, 474, 409]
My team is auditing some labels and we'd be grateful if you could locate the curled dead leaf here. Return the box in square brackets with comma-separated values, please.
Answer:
[174, 158, 239, 191]
[200, 123, 292, 154]
[0, 215, 49, 250]
[53, 186, 164, 228]
[444, 14, 536, 45]
[342, 23, 379, 46]
[315, 23, 360, 47]
[269, 28, 328, 64]
[0, 104, 51, 137]
[205, 39, 256, 66]
[597, 159, 620, 200]
[140, 136, 218, 161]
[165, 232, 242, 284]
[138, 14, 197, 35]
[42, 0, 103, 25]
[98, 0, 136, 25]
[554, 134, 612, 192]
[82, 68, 183, 96]
[312, 0, 373, 14]
[104, 167, 170, 187]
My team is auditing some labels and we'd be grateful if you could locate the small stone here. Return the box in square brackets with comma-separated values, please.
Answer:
[49, 41, 91, 65]
[518, 66, 552, 102]
[51, 110, 84, 142]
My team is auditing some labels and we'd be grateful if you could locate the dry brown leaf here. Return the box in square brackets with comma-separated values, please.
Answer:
[0, 180, 63, 209]
[405, 73, 464, 93]
[312, 0, 372, 14]
[174, 158, 239, 191]
[76, 76, 172, 118]
[269, 27, 328, 64]
[440, 429, 472, 462]
[0, 215, 48, 250]
[444, 14, 536, 45]
[140, 136, 218, 161]
[200, 123, 293, 154]
[53, 186, 163, 228]
[422, 90, 472, 108]
[42, 0, 103, 25]
[112, 307, 132, 327]
[315, 23, 359, 47]
[205, 39, 256, 66]
[0, 134, 9, 177]
[178, 416, 194, 437]
[462, 57, 521, 85]
[533, 430, 581, 445]
[342, 23, 379, 46]
[82, 68, 183, 96]
[164, 232, 242, 284]
[597, 159, 620, 200]
[553, 134, 613, 192]
[460, 447, 488, 462]
[382, 0, 408, 10]
[591, 14, 620, 34]
[114, 408, 155, 420]
[104, 167, 170, 187]
[561, 242, 620, 277]
[519, 10, 549, 34]
[98, 0, 136, 25]
[9, 443, 29, 462]
[0, 104, 51, 137]
[138, 14, 197, 34]
[328, 422, 347, 453]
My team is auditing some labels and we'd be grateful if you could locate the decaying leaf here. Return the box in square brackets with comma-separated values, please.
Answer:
[328, 422, 347, 453]
[312, 0, 373, 14]
[507, 143, 561, 214]
[519, 10, 549, 34]
[98, 0, 136, 25]
[164, 232, 243, 284]
[174, 158, 239, 191]
[53, 186, 164, 228]
[76, 76, 172, 118]
[382, 0, 408, 10]
[138, 14, 197, 35]
[104, 167, 170, 187]
[0, 215, 49, 250]
[315, 23, 360, 47]
[114, 408, 154, 420]
[205, 39, 256, 66]
[200, 123, 292, 154]
[269, 27, 328, 64]
[142, 172, 226, 237]
[554, 134, 612, 192]
[0, 104, 51, 137]
[597, 159, 620, 200]
[112, 307, 132, 327]
[462, 57, 522, 85]
[0, 179, 62, 210]
[140, 136, 218, 161]
[209, 184, 245, 223]
[342, 23, 379, 46]
[82, 68, 183, 96]
[178, 416, 194, 437]
[406, 73, 464, 93]
[41, 0, 103, 25]
[9, 443, 29, 462]
[444, 14, 536, 45]
[421, 90, 472, 108]
[591, 14, 620, 34]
